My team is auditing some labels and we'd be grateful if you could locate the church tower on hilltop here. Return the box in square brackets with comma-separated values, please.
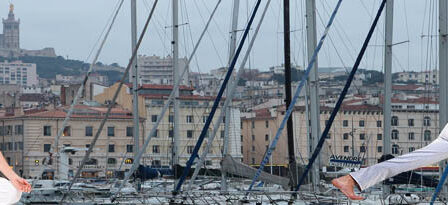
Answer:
[1, 4, 20, 50]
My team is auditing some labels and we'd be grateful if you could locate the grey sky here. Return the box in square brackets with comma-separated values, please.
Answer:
[3, 1, 436, 73]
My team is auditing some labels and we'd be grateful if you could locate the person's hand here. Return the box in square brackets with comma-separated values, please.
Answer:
[9, 175, 31, 192]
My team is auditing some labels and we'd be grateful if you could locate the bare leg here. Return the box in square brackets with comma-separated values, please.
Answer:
[332, 175, 364, 200]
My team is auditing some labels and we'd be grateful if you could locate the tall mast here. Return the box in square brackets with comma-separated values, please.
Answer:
[439, 0, 448, 193]
[222, 0, 239, 192]
[130, 0, 140, 159]
[172, 0, 180, 178]
[305, 0, 321, 191]
[283, 0, 297, 189]
[383, 0, 393, 195]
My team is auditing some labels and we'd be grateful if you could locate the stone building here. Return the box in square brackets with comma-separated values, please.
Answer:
[0, 105, 145, 179]
[241, 104, 440, 170]
[95, 83, 242, 168]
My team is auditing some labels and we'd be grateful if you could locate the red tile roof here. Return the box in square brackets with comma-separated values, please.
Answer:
[126, 83, 194, 91]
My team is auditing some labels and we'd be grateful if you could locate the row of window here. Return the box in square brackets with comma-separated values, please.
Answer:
[0, 125, 23, 136]
[151, 115, 210, 124]
[43, 125, 134, 137]
[0, 142, 23, 151]
[342, 145, 410, 155]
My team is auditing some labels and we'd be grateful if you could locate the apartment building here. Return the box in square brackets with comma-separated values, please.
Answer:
[0, 105, 144, 179]
[0, 61, 38, 87]
[241, 103, 439, 169]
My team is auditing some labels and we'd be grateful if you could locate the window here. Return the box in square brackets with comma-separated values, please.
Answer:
[391, 116, 399, 126]
[63, 126, 71, 137]
[202, 116, 207, 123]
[408, 132, 415, 140]
[169, 129, 174, 138]
[108, 144, 115, 153]
[205, 160, 212, 166]
[43, 126, 51, 136]
[220, 130, 225, 138]
[424, 130, 431, 141]
[251, 121, 255, 128]
[408, 119, 414, 127]
[343, 120, 348, 127]
[265, 134, 269, 141]
[152, 160, 161, 167]
[409, 147, 416, 152]
[343, 133, 349, 140]
[86, 144, 90, 148]
[424, 117, 431, 126]
[240, 135, 243, 142]
[14, 125, 23, 135]
[391, 130, 399, 140]
[152, 129, 158, 138]
[187, 146, 194, 154]
[252, 146, 255, 151]
[392, 145, 399, 154]
[85, 126, 93, 136]
[186, 115, 194, 123]
[377, 146, 382, 153]
[359, 120, 365, 127]
[126, 126, 133, 137]
[107, 158, 117, 165]
[107, 127, 115, 137]
[69, 158, 73, 165]
[377, 134, 382, 140]
[326, 133, 331, 139]
[126, 144, 133, 153]
[187, 130, 193, 138]
[152, 145, 160, 153]
[343, 146, 349, 153]
[151, 115, 158, 123]
[44, 144, 51, 152]
[5, 126, 11, 135]
[265, 121, 269, 128]
[376, 120, 382, 128]
[252, 158, 255, 164]
[169, 115, 174, 123]
[359, 133, 365, 140]
[252, 135, 255, 141]
[360, 146, 366, 153]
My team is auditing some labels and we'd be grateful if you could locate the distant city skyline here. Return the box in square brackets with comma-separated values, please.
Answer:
[2, 0, 436, 73]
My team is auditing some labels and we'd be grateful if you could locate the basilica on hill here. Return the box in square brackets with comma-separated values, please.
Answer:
[0, 4, 56, 58]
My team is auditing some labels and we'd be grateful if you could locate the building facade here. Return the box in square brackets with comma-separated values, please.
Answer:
[241, 104, 440, 169]
[0, 61, 38, 87]
[0, 105, 145, 179]
[136, 55, 189, 85]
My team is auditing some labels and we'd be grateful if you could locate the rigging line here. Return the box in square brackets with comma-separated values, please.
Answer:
[59, 0, 159, 204]
[246, 0, 343, 194]
[42, 0, 124, 179]
[296, 0, 386, 192]
[110, 0, 223, 198]
[174, 0, 262, 194]
[188, 0, 271, 189]
[192, 0, 225, 66]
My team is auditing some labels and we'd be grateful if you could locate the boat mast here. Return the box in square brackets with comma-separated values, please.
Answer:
[283, 0, 297, 190]
[222, 0, 239, 192]
[439, 0, 448, 193]
[131, 0, 140, 161]
[305, 0, 321, 192]
[172, 0, 180, 178]
[383, 0, 393, 195]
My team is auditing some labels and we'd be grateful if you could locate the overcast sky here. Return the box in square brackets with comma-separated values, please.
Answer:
[3, 0, 438, 73]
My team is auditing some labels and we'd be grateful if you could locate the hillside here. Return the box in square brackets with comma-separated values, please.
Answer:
[0, 56, 126, 85]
